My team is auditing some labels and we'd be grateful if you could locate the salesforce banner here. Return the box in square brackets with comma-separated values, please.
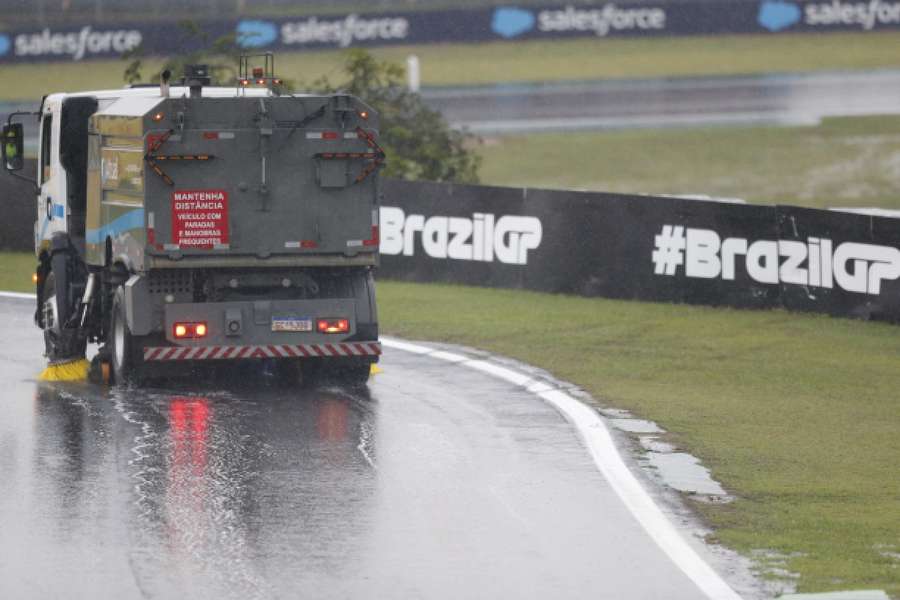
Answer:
[2, 0, 900, 63]
[379, 179, 900, 322]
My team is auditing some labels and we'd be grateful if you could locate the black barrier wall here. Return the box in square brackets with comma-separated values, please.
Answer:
[0, 159, 36, 252]
[4, 174, 900, 321]
[2, 0, 900, 63]
[379, 179, 900, 321]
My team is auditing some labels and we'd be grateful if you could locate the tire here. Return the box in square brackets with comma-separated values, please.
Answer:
[41, 267, 86, 362]
[109, 286, 144, 385]
[303, 358, 372, 388]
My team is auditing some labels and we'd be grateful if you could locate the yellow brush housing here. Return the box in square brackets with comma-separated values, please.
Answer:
[39, 358, 91, 382]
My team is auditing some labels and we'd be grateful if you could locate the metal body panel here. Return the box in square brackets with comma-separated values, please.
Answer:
[163, 298, 358, 345]
[142, 96, 379, 263]
[145, 253, 377, 269]
[79, 89, 380, 272]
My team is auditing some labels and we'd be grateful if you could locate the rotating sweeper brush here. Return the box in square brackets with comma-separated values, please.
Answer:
[39, 358, 91, 382]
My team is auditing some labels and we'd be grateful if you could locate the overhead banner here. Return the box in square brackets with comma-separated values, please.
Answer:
[379, 180, 900, 322]
[3, 1, 900, 63]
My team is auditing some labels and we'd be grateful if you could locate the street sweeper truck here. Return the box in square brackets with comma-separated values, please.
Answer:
[2, 58, 383, 384]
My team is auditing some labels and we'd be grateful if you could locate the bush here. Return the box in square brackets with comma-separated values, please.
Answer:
[311, 49, 480, 184]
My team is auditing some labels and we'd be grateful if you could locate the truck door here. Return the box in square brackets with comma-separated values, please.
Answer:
[36, 101, 67, 249]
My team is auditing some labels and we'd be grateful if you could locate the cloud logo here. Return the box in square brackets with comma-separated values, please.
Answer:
[492, 7, 536, 39]
[0, 35, 10, 57]
[758, 1, 802, 31]
[236, 20, 278, 48]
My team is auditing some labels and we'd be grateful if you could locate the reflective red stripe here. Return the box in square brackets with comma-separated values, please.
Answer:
[143, 342, 381, 360]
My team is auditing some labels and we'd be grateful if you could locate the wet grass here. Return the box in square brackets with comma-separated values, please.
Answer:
[376, 281, 900, 597]
[0, 250, 897, 593]
[478, 115, 900, 210]
[3, 31, 900, 101]
[0, 252, 34, 293]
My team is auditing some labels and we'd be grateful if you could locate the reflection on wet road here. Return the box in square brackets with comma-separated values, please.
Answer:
[0, 296, 734, 599]
[12, 381, 378, 599]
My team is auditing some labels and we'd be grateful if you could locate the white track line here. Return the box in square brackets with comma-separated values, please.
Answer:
[0, 291, 739, 598]
[0, 291, 36, 300]
[381, 335, 742, 600]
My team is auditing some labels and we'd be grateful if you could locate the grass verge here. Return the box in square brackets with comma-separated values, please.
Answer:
[478, 115, 900, 210]
[0, 252, 34, 293]
[3, 32, 900, 101]
[1, 250, 897, 594]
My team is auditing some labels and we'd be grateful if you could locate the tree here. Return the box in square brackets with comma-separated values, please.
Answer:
[312, 49, 481, 184]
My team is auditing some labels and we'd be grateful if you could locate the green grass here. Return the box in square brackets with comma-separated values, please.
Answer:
[478, 115, 900, 210]
[1, 249, 898, 594]
[4, 32, 900, 101]
[0, 252, 34, 293]
[376, 281, 900, 596]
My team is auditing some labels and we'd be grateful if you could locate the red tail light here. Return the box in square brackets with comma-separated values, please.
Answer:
[317, 318, 349, 334]
[174, 322, 208, 339]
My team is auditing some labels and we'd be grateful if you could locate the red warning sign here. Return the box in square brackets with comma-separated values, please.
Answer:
[171, 189, 229, 249]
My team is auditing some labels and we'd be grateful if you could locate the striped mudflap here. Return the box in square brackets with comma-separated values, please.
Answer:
[143, 342, 381, 362]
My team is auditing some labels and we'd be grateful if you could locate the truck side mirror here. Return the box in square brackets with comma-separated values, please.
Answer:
[2, 123, 24, 172]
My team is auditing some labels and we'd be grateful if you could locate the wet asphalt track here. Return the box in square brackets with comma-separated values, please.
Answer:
[425, 69, 900, 133]
[0, 295, 740, 599]
[5, 69, 900, 144]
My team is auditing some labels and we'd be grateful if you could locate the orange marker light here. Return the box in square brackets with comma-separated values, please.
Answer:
[174, 322, 208, 339]
[32, 272, 38, 284]
[358, 110, 369, 120]
[152, 112, 165, 122]
[317, 318, 350, 334]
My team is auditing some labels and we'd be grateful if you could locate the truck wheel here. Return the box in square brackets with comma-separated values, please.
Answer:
[341, 362, 372, 388]
[110, 287, 144, 385]
[41, 268, 85, 362]
[304, 358, 372, 388]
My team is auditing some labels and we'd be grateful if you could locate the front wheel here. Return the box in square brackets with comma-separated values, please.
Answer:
[109, 287, 144, 385]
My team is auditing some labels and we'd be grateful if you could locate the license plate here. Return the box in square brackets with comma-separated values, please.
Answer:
[271, 317, 312, 332]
